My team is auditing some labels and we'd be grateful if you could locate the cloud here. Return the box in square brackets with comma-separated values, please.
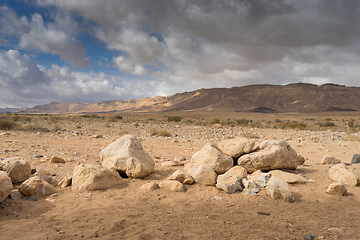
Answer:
[0, 49, 170, 107]
[2, 1, 360, 107]
[0, 6, 91, 67]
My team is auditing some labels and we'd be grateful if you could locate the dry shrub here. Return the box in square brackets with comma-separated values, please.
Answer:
[157, 130, 172, 137]
[0, 119, 17, 130]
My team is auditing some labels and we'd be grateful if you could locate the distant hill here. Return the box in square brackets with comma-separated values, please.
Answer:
[5, 83, 360, 114]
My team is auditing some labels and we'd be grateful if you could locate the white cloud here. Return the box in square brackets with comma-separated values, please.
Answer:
[0, 6, 91, 68]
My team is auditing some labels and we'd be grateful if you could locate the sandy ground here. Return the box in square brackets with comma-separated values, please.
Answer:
[1, 114, 360, 240]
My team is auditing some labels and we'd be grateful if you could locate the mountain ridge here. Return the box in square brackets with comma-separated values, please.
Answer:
[2, 83, 360, 114]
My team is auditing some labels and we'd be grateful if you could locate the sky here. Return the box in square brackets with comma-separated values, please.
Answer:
[1, 0, 360, 108]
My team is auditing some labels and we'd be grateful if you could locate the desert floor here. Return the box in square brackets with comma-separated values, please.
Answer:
[1, 112, 360, 240]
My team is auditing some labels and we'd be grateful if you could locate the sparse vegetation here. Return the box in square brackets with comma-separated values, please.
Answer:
[156, 130, 172, 137]
[166, 116, 183, 122]
[0, 119, 18, 130]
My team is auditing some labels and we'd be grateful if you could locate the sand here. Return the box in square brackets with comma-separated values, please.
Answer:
[1, 114, 360, 240]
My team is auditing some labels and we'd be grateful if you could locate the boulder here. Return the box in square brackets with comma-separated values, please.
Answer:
[100, 134, 155, 178]
[189, 143, 233, 174]
[140, 182, 159, 191]
[321, 155, 341, 165]
[326, 182, 347, 195]
[159, 180, 185, 192]
[218, 137, 257, 160]
[238, 140, 304, 173]
[19, 176, 57, 196]
[328, 164, 359, 186]
[168, 170, 194, 184]
[72, 164, 122, 191]
[266, 176, 294, 203]
[216, 166, 247, 194]
[0, 157, 31, 183]
[0, 171, 13, 202]
[50, 156, 65, 164]
[269, 170, 308, 184]
[187, 165, 217, 186]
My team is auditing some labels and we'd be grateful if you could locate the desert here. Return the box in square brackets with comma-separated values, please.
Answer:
[0, 111, 360, 240]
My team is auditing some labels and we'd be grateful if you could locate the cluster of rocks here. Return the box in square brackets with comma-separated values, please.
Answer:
[0, 156, 57, 202]
[1, 134, 359, 205]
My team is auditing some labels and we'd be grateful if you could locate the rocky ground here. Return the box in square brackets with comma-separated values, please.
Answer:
[0, 113, 360, 240]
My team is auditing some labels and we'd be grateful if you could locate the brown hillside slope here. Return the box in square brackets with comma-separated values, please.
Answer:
[17, 83, 360, 114]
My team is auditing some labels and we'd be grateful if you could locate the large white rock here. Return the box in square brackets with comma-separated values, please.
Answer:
[216, 166, 247, 194]
[72, 164, 122, 191]
[328, 164, 359, 186]
[189, 143, 233, 174]
[187, 165, 217, 186]
[0, 171, 13, 202]
[100, 134, 155, 178]
[0, 157, 31, 183]
[266, 176, 294, 202]
[218, 137, 257, 160]
[19, 176, 56, 196]
[238, 140, 304, 173]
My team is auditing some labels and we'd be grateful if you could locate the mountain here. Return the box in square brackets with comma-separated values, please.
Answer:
[10, 83, 360, 114]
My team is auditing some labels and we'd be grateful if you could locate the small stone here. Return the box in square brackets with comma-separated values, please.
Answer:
[140, 182, 159, 191]
[168, 170, 194, 184]
[0, 171, 13, 202]
[33, 154, 44, 159]
[266, 177, 294, 203]
[187, 164, 217, 186]
[9, 190, 24, 201]
[351, 154, 360, 164]
[58, 176, 72, 188]
[159, 180, 185, 192]
[329, 164, 359, 186]
[326, 182, 347, 195]
[321, 155, 341, 165]
[50, 156, 65, 164]
[19, 176, 57, 196]
[304, 233, 314, 240]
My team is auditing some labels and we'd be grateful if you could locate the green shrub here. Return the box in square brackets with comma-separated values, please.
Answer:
[317, 122, 336, 127]
[236, 118, 252, 126]
[80, 114, 100, 119]
[166, 116, 183, 122]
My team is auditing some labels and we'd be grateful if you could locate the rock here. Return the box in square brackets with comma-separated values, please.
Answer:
[42, 175, 59, 187]
[187, 165, 217, 186]
[243, 170, 272, 195]
[50, 156, 65, 164]
[351, 154, 360, 164]
[168, 170, 194, 184]
[159, 180, 185, 192]
[9, 190, 23, 201]
[216, 166, 247, 194]
[218, 137, 257, 161]
[247, 170, 272, 187]
[0, 157, 31, 183]
[328, 163, 359, 186]
[266, 176, 294, 203]
[321, 155, 341, 164]
[33, 154, 44, 159]
[238, 140, 304, 173]
[58, 176, 72, 188]
[326, 182, 347, 195]
[304, 233, 315, 240]
[189, 143, 233, 174]
[72, 164, 122, 191]
[100, 134, 155, 178]
[19, 176, 57, 196]
[0, 171, 13, 202]
[269, 170, 308, 184]
[140, 182, 159, 191]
